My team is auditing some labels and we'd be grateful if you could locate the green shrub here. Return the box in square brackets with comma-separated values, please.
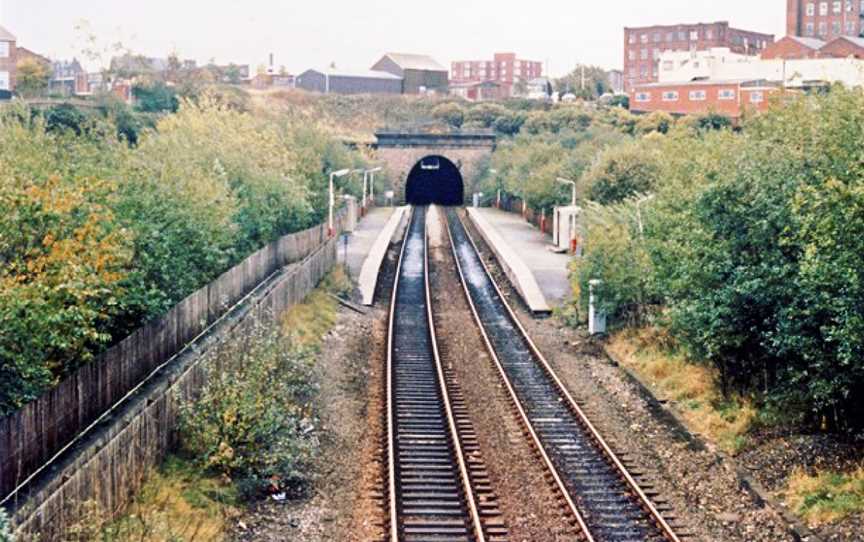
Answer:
[583, 137, 663, 204]
[178, 326, 318, 498]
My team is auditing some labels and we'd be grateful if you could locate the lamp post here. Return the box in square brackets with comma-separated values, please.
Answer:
[489, 169, 500, 208]
[556, 177, 577, 207]
[328, 169, 350, 237]
[363, 167, 382, 214]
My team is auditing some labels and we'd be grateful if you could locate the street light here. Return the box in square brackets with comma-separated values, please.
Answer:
[328, 169, 351, 237]
[557, 177, 577, 207]
[489, 169, 501, 208]
[364, 167, 383, 211]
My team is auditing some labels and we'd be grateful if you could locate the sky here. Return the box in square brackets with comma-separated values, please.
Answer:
[1, 0, 786, 77]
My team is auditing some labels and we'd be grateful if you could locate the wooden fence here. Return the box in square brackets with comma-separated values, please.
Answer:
[9, 236, 339, 538]
[0, 215, 343, 503]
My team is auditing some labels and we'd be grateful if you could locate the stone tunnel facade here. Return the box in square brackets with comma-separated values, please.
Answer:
[375, 131, 496, 205]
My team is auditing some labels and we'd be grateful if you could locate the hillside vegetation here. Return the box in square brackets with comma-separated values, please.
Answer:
[0, 95, 375, 414]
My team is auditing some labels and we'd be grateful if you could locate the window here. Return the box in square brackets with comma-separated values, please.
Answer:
[718, 88, 736, 100]
[640, 65, 648, 77]
[806, 2, 816, 15]
[861, 0, 864, 14]
[653, 49, 661, 60]
[706, 29, 714, 40]
[833, 1, 842, 12]
[628, 50, 636, 61]
[654, 32, 662, 42]
[820, 1, 828, 15]
[662, 90, 679, 101]
[750, 91, 764, 103]
[0, 71, 8, 91]
[667, 32, 675, 42]
[819, 21, 828, 35]
[690, 30, 699, 41]
[635, 92, 651, 102]
[848, 21, 857, 34]
[641, 34, 649, 44]
[847, 0, 854, 11]
[0, 42, 8, 58]
[629, 33, 636, 44]
[689, 90, 707, 101]
[806, 22, 815, 36]
[678, 30, 687, 41]
[833, 21, 841, 35]
[641, 48, 649, 60]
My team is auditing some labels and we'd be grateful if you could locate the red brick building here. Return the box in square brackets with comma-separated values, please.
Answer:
[762, 35, 825, 59]
[0, 25, 17, 94]
[623, 22, 774, 91]
[818, 35, 864, 56]
[630, 79, 780, 119]
[451, 52, 543, 98]
[786, 0, 864, 41]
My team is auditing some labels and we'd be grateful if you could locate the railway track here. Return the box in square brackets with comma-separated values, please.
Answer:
[385, 206, 506, 542]
[444, 207, 682, 542]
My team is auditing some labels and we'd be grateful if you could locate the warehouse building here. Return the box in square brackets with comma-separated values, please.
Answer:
[295, 67, 403, 95]
[371, 53, 449, 94]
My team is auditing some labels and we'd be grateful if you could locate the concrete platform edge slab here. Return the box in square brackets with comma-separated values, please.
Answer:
[466, 207, 552, 315]
[359, 206, 409, 305]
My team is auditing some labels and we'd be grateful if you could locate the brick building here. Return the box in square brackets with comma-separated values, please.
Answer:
[0, 25, 17, 95]
[623, 21, 774, 91]
[450, 52, 543, 98]
[631, 79, 779, 118]
[372, 53, 449, 94]
[295, 68, 402, 95]
[786, 0, 864, 40]
[762, 35, 826, 59]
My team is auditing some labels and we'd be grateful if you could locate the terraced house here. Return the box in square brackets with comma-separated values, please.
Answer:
[0, 25, 17, 95]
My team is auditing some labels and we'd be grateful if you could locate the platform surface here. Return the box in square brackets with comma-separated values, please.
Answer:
[469, 207, 572, 309]
[345, 206, 409, 305]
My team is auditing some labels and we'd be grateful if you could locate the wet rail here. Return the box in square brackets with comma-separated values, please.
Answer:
[386, 207, 499, 542]
[444, 207, 681, 542]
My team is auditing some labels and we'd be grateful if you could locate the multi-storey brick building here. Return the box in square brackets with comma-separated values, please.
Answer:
[451, 52, 543, 98]
[0, 25, 17, 95]
[787, 0, 864, 41]
[623, 22, 774, 91]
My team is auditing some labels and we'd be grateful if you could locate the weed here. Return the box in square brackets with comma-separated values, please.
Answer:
[786, 466, 864, 526]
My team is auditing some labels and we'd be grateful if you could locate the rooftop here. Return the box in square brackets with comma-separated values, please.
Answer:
[0, 25, 16, 42]
[789, 36, 826, 49]
[381, 53, 447, 72]
[304, 67, 402, 80]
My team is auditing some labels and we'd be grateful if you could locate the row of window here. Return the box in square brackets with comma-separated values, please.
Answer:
[629, 28, 722, 45]
[0, 42, 9, 59]
[804, 0, 864, 16]
[634, 88, 764, 103]
[803, 20, 860, 36]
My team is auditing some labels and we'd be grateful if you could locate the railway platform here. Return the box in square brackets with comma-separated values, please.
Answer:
[343, 205, 409, 305]
[467, 207, 572, 312]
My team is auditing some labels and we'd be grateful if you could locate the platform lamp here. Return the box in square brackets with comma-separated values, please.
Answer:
[364, 167, 383, 213]
[556, 177, 579, 253]
[328, 169, 351, 237]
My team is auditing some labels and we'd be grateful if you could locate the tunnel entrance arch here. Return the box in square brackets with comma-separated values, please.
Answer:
[405, 155, 465, 206]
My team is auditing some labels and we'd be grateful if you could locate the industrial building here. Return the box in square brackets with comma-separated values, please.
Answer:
[623, 21, 774, 92]
[295, 67, 403, 95]
[371, 53, 449, 94]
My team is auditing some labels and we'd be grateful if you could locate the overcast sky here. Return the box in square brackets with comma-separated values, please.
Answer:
[1, 0, 786, 77]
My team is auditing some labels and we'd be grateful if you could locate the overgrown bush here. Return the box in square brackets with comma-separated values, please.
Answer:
[178, 326, 318, 498]
[583, 137, 663, 204]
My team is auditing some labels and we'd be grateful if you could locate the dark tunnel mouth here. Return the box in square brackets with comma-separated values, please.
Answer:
[405, 155, 465, 206]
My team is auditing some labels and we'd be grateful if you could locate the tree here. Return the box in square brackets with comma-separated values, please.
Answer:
[16, 58, 51, 98]
[432, 102, 465, 129]
[132, 82, 179, 113]
[555, 65, 611, 100]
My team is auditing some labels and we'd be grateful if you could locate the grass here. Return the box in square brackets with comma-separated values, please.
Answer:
[785, 466, 864, 527]
[100, 455, 239, 542]
[281, 266, 352, 349]
[607, 327, 757, 454]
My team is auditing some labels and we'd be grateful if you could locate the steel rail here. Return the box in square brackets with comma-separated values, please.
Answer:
[445, 208, 681, 542]
[386, 206, 485, 542]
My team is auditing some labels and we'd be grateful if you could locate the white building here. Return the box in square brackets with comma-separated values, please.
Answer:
[657, 47, 864, 89]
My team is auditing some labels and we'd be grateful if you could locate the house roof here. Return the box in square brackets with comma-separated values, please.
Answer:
[828, 35, 864, 48]
[302, 67, 402, 80]
[381, 53, 447, 72]
[0, 25, 16, 42]
[635, 78, 780, 89]
[789, 36, 826, 49]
